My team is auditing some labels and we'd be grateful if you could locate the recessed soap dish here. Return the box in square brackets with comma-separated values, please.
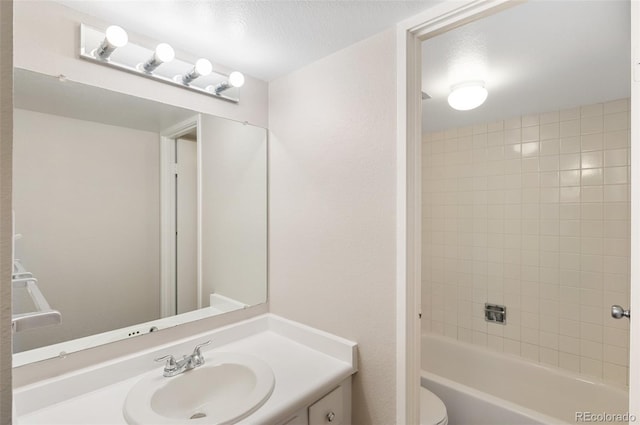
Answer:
[485, 303, 506, 324]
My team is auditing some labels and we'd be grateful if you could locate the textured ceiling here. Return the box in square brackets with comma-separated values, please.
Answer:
[422, 0, 631, 133]
[57, 0, 438, 82]
[52, 0, 629, 133]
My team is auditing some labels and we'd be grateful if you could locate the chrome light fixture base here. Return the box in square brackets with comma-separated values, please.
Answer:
[79, 24, 241, 104]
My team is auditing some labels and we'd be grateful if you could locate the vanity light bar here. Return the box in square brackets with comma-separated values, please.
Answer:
[79, 23, 244, 103]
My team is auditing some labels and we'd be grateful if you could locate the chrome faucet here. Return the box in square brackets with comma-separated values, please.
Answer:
[154, 340, 211, 377]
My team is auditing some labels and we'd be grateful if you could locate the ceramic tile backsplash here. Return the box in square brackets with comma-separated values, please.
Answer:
[421, 99, 630, 387]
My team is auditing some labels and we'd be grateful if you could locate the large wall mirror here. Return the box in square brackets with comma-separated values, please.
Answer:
[12, 68, 268, 365]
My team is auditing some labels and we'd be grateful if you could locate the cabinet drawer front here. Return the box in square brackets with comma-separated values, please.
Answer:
[308, 386, 344, 425]
[281, 409, 309, 425]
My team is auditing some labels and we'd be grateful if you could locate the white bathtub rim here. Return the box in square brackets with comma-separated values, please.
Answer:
[422, 333, 629, 395]
[421, 370, 570, 425]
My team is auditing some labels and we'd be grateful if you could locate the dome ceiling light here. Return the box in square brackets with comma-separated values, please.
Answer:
[447, 81, 488, 111]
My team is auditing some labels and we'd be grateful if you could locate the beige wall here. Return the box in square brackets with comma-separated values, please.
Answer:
[13, 109, 161, 352]
[269, 29, 397, 424]
[0, 0, 12, 422]
[201, 115, 267, 306]
[422, 99, 631, 386]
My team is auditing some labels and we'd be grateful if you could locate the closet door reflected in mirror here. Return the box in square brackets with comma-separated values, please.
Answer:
[176, 133, 198, 315]
[12, 68, 267, 362]
[200, 115, 268, 308]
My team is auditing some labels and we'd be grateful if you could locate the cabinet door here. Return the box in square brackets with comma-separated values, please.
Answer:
[308, 386, 344, 425]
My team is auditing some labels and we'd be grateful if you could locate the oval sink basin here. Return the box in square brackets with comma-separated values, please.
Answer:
[123, 352, 275, 424]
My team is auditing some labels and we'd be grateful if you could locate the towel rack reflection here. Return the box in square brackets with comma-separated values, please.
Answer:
[12, 260, 61, 333]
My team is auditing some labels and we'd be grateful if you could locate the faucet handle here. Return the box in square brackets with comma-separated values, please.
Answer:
[193, 340, 211, 354]
[154, 354, 177, 371]
[191, 340, 211, 365]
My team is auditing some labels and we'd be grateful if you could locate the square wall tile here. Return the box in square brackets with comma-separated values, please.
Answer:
[560, 153, 580, 170]
[582, 151, 603, 169]
[559, 352, 581, 373]
[581, 357, 603, 378]
[581, 169, 603, 186]
[560, 107, 580, 122]
[522, 126, 540, 143]
[580, 116, 603, 135]
[560, 137, 581, 154]
[604, 99, 628, 114]
[504, 117, 521, 129]
[505, 128, 522, 144]
[581, 133, 603, 152]
[560, 120, 579, 137]
[581, 103, 603, 118]
[541, 139, 560, 155]
[604, 112, 629, 132]
[604, 149, 628, 167]
[604, 167, 628, 185]
[540, 123, 559, 141]
[540, 111, 559, 124]
[604, 130, 629, 149]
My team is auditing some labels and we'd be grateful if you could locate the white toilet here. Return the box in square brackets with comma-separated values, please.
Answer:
[420, 387, 448, 425]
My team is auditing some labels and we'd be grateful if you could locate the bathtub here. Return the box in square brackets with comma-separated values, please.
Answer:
[421, 334, 629, 425]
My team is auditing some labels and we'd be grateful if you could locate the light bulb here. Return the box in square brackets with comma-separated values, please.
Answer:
[210, 71, 245, 95]
[179, 58, 213, 85]
[155, 43, 175, 63]
[105, 25, 128, 48]
[140, 43, 175, 73]
[194, 58, 213, 77]
[94, 25, 128, 60]
[447, 81, 488, 111]
[228, 71, 245, 88]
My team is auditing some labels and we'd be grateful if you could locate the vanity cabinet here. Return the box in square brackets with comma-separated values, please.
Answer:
[279, 379, 351, 425]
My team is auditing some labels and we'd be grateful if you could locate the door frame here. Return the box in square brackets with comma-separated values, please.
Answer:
[394, 0, 640, 422]
[159, 115, 202, 318]
[629, 0, 639, 420]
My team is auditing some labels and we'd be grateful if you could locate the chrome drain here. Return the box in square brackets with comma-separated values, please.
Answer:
[190, 413, 206, 419]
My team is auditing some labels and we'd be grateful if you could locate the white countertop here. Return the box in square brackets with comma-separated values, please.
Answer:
[14, 314, 358, 424]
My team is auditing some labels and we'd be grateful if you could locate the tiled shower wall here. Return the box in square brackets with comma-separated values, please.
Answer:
[421, 99, 630, 386]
